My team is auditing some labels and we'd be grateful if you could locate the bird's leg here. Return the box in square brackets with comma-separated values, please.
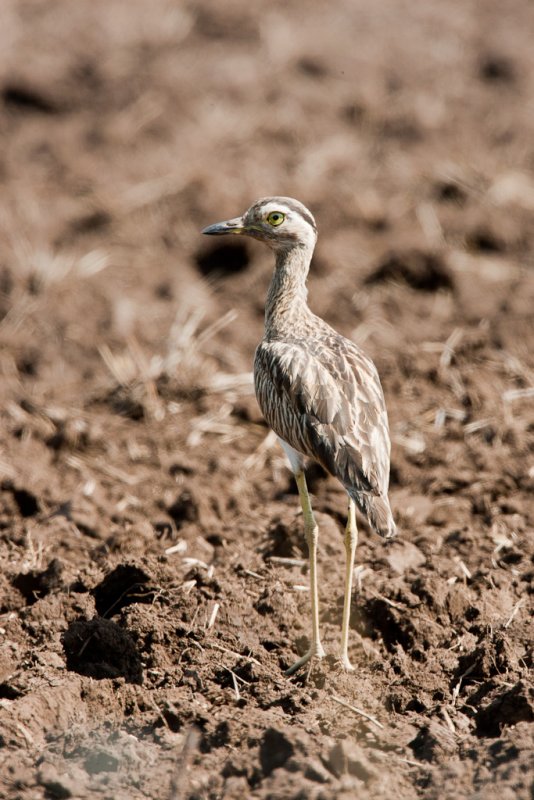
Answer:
[339, 498, 358, 671]
[285, 470, 326, 675]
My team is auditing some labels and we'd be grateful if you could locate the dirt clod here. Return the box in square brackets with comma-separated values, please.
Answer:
[195, 241, 251, 277]
[259, 728, 295, 776]
[409, 719, 457, 762]
[12, 559, 63, 605]
[166, 489, 200, 527]
[476, 682, 534, 738]
[62, 618, 143, 684]
[92, 564, 155, 617]
[365, 249, 454, 292]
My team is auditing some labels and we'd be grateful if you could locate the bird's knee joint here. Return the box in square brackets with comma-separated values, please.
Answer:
[306, 522, 319, 545]
[344, 527, 357, 552]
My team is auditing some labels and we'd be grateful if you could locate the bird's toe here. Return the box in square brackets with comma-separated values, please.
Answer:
[285, 642, 325, 676]
[339, 654, 356, 672]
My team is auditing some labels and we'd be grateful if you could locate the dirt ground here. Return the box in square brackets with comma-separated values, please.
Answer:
[0, 1, 533, 798]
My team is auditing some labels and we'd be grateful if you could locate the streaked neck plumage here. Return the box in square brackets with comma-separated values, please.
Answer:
[265, 243, 316, 337]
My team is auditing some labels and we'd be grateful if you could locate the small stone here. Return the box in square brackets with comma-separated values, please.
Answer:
[259, 728, 295, 777]
[326, 741, 346, 778]
[166, 489, 199, 525]
[398, 492, 434, 524]
[326, 740, 376, 782]
[476, 681, 534, 737]
[223, 776, 251, 799]
[304, 757, 331, 784]
[344, 741, 377, 783]
[427, 505, 450, 527]
[84, 750, 119, 774]
[446, 585, 471, 621]
[409, 719, 457, 762]
[37, 763, 74, 799]
[386, 541, 426, 574]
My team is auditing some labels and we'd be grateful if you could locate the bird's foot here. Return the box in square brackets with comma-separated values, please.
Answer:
[339, 652, 355, 672]
[285, 641, 326, 676]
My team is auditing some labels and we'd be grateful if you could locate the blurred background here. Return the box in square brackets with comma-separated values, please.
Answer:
[1, 0, 533, 397]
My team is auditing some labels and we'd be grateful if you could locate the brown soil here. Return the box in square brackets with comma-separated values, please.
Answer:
[0, 1, 533, 798]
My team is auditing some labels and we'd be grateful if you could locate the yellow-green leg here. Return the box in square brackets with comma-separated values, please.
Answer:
[285, 471, 326, 675]
[340, 498, 357, 671]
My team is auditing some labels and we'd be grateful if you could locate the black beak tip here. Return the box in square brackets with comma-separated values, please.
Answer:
[202, 224, 222, 236]
[202, 217, 245, 236]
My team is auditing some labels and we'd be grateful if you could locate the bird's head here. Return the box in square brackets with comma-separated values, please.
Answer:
[202, 197, 317, 252]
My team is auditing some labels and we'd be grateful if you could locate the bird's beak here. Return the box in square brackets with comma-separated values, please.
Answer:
[202, 216, 246, 236]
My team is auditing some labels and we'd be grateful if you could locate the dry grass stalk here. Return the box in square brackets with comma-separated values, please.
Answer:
[502, 386, 534, 424]
[439, 328, 464, 370]
[243, 569, 263, 580]
[451, 661, 477, 705]
[441, 707, 456, 734]
[454, 558, 472, 580]
[20, 531, 45, 573]
[331, 694, 384, 730]
[491, 521, 515, 553]
[243, 430, 279, 472]
[267, 556, 306, 567]
[354, 565, 371, 593]
[165, 541, 188, 556]
[99, 342, 143, 387]
[164, 307, 236, 379]
[434, 407, 466, 431]
[187, 404, 243, 447]
[223, 666, 251, 687]
[504, 599, 524, 629]
[120, 173, 184, 213]
[100, 305, 240, 421]
[19, 243, 109, 288]
[206, 371, 254, 395]
[6, 401, 56, 439]
[350, 299, 394, 347]
[207, 602, 220, 629]
[182, 558, 209, 569]
[392, 431, 426, 454]
[371, 592, 404, 611]
[209, 642, 262, 667]
[65, 454, 141, 486]
[396, 756, 432, 769]
[230, 669, 241, 701]
[501, 351, 534, 384]
[416, 202, 443, 246]
[463, 418, 494, 435]
[115, 495, 142, 513]
[99, 338, 164, 420]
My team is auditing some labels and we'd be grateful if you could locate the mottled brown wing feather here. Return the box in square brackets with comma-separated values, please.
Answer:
[254, 334, 391, 500]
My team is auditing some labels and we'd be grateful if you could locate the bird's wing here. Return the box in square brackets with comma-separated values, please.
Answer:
[254, 337, 391, 497]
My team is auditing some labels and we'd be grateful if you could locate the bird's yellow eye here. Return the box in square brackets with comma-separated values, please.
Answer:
[267, 211, 285, 226]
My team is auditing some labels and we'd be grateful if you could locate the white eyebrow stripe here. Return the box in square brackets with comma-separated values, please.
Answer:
[257, 199, 317, 231]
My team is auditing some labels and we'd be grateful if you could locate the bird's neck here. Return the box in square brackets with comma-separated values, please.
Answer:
[265, 245, 314, 335]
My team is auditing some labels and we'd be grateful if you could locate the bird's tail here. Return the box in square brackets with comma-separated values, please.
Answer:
[350, 490, 397, 539]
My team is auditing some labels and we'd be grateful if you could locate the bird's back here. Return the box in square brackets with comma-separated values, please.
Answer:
[254, 319, 396, 539]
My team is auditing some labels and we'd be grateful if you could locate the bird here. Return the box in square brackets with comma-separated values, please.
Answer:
[202, 197, 396, 675]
